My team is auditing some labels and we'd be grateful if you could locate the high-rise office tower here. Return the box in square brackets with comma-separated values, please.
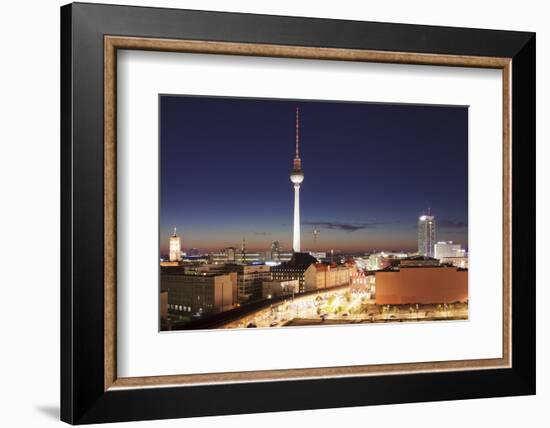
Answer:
[418, 212, 436, 257]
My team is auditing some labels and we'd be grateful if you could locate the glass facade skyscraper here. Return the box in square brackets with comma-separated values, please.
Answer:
[417, 214, 436, 257]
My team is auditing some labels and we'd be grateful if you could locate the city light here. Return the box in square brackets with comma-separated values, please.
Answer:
[159, 105, 468, 331]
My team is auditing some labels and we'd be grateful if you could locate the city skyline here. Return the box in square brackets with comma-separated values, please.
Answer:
[160, 95, 468, 254]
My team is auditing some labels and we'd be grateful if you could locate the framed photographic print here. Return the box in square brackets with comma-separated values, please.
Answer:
[61, 2, 536, 424]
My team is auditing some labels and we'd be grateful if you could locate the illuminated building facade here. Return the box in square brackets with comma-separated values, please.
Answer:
[418, 213, 436, 257]
[350, 272, 376, 296]
[210, 246, 261, 264]
[169, 227, 182, 262]
[270, 241, 281, 261]
[210, 247, 237, 264]
[271, 252, 317, 292]
[187, 248, 200, 257]
[434, 241, 465, 260]
[161, 271, 234, 315]
[262, 279, 299, 299]
[367, 253, 390, 270]
[236, 251, 261, 264]
[309, 252, 327, 261]
[439, 256, 469, 269]
[232, 264, 271, 302]
[304, 263, 351, 291]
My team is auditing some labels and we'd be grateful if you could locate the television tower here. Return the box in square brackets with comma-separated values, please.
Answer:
[290, 107, 304, 252]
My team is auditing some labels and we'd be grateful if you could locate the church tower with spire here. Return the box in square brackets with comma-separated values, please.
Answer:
[290, 107, 304, 252]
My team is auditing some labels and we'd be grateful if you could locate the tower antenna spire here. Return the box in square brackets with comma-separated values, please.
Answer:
[295, 107, 300, 158]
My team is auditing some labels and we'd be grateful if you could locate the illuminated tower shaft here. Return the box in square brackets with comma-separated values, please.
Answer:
[290, 107, 304, 252]
[293, 183, 301, 251]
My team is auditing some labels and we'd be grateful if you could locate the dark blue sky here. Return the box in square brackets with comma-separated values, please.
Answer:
[160, 95, 468, 254]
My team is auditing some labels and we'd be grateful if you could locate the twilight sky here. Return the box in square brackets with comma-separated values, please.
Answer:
[160, 95, 468, 254]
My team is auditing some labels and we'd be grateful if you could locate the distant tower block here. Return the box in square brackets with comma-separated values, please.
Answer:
[417, 211, 436, 257]
[290, 107, 304, 252]
[169, 227, 182, 262]
[240, 237, 247, 263]
[313, 226, 320, 250]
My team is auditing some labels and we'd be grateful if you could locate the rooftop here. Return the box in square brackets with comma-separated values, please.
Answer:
[161, 266, 226, 277]
[402, 255, 439, 261]
[272, 252, 317, 270]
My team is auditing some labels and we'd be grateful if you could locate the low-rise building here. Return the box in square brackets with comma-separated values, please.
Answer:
[399, 255, 440, 267]
[161, 270, 235, 316]
[210, 247, 237, 264]
[375, 266, 468, 305]
[440, 256, 469, 269]
[231, 264, 271, 302]
[262, 279, 299, 299]
[367, 252, 407, 270]
[309, 251, 327, 261]
[210, 247, 262, 264]
[350, 271, 375, 297]
[277, 252, 293, 262]
[304, 263, 326, 290]
[270, 252, 317, 292]
[262, 242, 293, 263]
[434, 241, 465, 260]
[304, 263, 351, 291]
[184, 263, 268, 303]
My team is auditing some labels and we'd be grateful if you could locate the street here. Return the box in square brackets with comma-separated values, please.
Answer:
[222, 286, 468, 329]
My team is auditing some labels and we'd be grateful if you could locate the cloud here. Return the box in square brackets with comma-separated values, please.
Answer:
[438, 219, 467, 228]
[304, 221, 385, 233]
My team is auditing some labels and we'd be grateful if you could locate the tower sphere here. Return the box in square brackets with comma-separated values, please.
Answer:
[290, 171, 304, 184]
